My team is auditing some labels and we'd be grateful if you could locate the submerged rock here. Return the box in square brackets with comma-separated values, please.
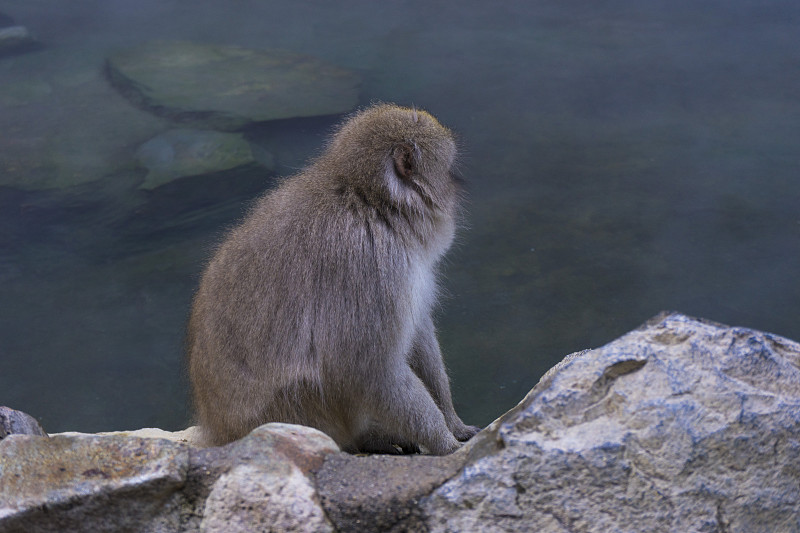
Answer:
[0, 55, 168, 191]
[135, 129, 256, 189]
[2, 313, 799, 531]
[106, 41, 361, 131]
[0, 25, 40, 58]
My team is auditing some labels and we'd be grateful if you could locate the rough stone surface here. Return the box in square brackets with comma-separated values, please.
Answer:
[135, 129, 256, 189]
[2, 313, 799, 532]
[0, 406, 47, 439]
[106, 41, 360, 131]
[0, 434, 189, 532]
[0, 422, 339, 532]
[52, 426, 205, 447]
[317, 453, 462, 532]
[216, 423, 340, 477]
[421, 312, 800, 532]
[189, 424, 339, 532]
[200, 462, 333, 533]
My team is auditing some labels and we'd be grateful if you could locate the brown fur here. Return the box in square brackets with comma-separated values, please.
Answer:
[187, 104, 479, 454]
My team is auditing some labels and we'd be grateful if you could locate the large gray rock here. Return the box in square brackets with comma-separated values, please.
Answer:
[421, 312, 800, 532]
[106, 41, 360, 131]
[2, 313, 798, 532]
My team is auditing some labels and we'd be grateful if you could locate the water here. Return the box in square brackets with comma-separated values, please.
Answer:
[1, 0, 798, 433]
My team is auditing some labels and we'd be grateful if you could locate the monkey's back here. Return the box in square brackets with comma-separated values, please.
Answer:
[187, 169, 428, 445]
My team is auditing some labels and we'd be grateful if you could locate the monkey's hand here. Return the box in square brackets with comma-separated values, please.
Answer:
[452, 423, 481, 442]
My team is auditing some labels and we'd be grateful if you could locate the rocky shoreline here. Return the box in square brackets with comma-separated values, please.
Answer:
[2, 312, 799, 532]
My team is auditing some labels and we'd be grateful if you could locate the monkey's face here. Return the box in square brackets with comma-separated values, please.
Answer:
[326, 104, 460, 218]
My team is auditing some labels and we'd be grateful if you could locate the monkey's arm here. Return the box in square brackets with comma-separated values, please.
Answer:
[408, 315, 480, 442]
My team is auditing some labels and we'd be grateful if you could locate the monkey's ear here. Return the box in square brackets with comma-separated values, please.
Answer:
[392, 143, 416, 180]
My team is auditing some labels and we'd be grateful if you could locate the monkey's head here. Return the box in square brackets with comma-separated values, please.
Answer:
[320, 104, 460, 218]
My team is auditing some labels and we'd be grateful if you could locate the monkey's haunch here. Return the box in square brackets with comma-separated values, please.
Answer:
[187, 103, 479, 454]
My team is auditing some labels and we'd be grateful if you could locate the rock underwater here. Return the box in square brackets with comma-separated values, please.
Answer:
[0, 39, 356, 191]
[1, 312, 799, 532]
[0, 11, 40, 60]
[106, 41, 361, 131]
[135, 129, 257, 190]
[0, 25, 40, 58]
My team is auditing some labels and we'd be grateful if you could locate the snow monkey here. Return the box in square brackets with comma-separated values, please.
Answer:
[187, 103, 479, 454]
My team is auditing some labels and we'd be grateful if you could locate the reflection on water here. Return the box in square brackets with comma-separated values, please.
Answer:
[1, 0, 798, 433]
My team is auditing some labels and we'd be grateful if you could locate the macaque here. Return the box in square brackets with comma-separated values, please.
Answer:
[187, 103, 479, 454]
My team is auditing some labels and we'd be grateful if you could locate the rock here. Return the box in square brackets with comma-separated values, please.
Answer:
[0, 406, 47, 439]
[201, 462, 332, 533]
[219, 423, 340, 476]
[52, 426, 206, 447]
[0, 26, 40, 58]
[0, 433, 188, 532]
[3, 313, 799, 532]
[421, 312, 800, 532]
[317, 453, 463, 532]
[185, 424, 339, 531]
[0, 53, 168, 190]
[135, 129, 256, 189]
[106, 41, 360, 131]
[0, 422, 339, 532]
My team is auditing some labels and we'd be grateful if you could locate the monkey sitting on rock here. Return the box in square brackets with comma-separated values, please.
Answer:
[187, 103, 480, 454]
